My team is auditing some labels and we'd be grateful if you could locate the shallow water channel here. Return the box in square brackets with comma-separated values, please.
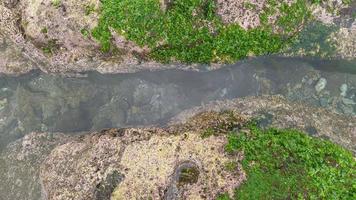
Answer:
[0, 56, 355, 149]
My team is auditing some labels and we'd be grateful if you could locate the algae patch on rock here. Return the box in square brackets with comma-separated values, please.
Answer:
[226, 124, 356, 199]
[0, 0, 354, 74]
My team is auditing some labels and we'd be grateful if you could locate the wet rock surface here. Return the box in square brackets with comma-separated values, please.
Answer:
[172, 95, 356, 153]
[0, 132, 71, 200]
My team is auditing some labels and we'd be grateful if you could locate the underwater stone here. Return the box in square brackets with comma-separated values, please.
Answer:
[339, 103, 354, 115]
[319, 97, 329, 107]
[340, 84, 348, 97]
[315, 78, 327, 93]
[342, 98, 356, 105]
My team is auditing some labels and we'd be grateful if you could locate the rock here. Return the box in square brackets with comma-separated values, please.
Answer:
[328, 24, 356, 59]
[305, 125, 318, 136]
[346, 88, 356, 100]
[172, 95, 356, 152]
[340, 84, 348, 96]
[95, 171, 125, 200]
[319, 97, 329, 107]
[342, 98, 356, 105]
[0, 0, 354, 75]
[1, 95, 355, 200]
[315, 77, 327, 93]
[40, 130, 125, 200]
[255, 112, 274, 129]
[164, 161, 201, 199]
[216, 0, 299, 32]
[0, 33, 37, 75]
[3, 0, 19, 8]
[0, 132, 71, 200]
[41, 126, 246, 199]
[339, 103, 354, 115]
[0, 0, 171, 75]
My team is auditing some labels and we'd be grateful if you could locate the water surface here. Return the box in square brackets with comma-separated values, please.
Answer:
[0, 56, 355, 149]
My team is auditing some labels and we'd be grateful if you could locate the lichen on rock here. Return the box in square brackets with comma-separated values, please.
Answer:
[40, 123, 246, 199]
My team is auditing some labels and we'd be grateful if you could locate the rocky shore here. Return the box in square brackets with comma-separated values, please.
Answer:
[0, 95, 354, 200]
[0, 1, 354, 199]
[0, 0, 355, 75]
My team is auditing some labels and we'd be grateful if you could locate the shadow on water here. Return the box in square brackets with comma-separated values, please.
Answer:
[0, 56, 355, 149]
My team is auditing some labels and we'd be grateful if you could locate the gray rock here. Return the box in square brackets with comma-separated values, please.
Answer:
[342, 98, 356, 105]
[315, 78, 327, 93]
[340, 84, 348, 96]
[0, 132, 71, 200]
[3, 0, 19, 8]
[305, 126, 318, 136]
[319, 97, 329, 107]
[95, 171, 125, 200]
[339, 103, 354, 115]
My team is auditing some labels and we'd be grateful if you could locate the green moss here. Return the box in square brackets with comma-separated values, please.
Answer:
[40, 27, 48, 34]
[216, 193, 231, 200]
[92, 0, 314, 63]
[277, 0, 311, 35]
[51, 0, 61, 8]
[81, 28, 90, 38]
[223, 123, 356, 199]
[84, 4, 96, 16]
[244, 2, 257, 10]
[224, 161, 238, 172]
[42, 39, 59, 55]
[201, 127, 215, 138]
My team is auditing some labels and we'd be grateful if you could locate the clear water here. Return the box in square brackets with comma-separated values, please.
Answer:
[0, 56, 355, 149]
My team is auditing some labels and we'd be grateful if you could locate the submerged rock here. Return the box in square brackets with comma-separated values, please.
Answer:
[315, 77, 327, 93]
[340, 83, 348, 96]
[0, 132, 71, 200]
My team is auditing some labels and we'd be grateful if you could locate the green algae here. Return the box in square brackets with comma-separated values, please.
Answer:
[221, 122, 355, 199]
[92, 0, 317, 63]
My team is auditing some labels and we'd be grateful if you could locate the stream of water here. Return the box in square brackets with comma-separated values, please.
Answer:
[0, 56, 355, 149]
